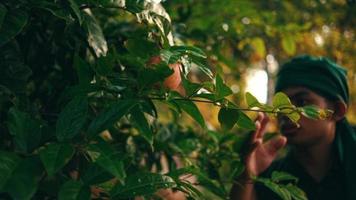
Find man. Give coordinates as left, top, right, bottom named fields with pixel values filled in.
left=230, top=55, right=356, bottom=200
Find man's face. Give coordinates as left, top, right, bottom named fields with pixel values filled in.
left=278, top=87, right=336, bottom=147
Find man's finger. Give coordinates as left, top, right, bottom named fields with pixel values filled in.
left=264, top=136, right=287, bottom=155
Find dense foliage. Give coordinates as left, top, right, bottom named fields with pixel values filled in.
left=0, top=0, right=350, bottom=200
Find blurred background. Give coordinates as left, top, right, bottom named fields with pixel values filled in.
left=160, top=0, right=356, bottom=128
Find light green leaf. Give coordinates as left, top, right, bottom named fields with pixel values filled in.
left=7, top=107, right=42, bottom=153
left=285, top=184, right=308, bottom=200
left=130, top=105, right=154, bottom=145
left=87, top=142, right=126, bottom=181
left=271, top=171, right=298, bottom=183
left=174, top=100, right=206, bottom=128
left=88, top=100, right=137, bottom=136
left=39, top=143, right=75, bottom=177
left=58, top=180, right=90, bottom=200
left=56, top=96, right=88, bottom=141
left=251, top=37, right=266, bottom=58
left=282, top=34, right=296, bottom=56
left=111, top=172, right=176, bottom=198
left=215, top=74, right=232, bottom=100
left=218, top=107, right=240, bottom=130
left=272, top=92, right=293, bottom=108
left=0, top=151, right=20, bottom=190
left=83, top=10, right=107, bottom=57
left=0, top=8, right=28, bottom=47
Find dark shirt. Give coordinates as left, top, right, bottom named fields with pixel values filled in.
left=255, top=151, right=347, bottom=200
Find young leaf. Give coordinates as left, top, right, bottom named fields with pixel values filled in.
left=88, top=100, right=137, bottom=136
left=0, top=8, right=28, bottom=47
left=39, top=143, right=75, bottom=177
left=7, top=107, right=42, bottom=153
left=271, top=171, right=298, bottom=183
left=130, top=105, right=154, bottom=146
left=58, top=180, right=91, bottom=200
left=273, top=92, right=293, bottom=109
left=56, top=96, right=88, bottom=142
left=215, top=74, right=232, bottom=100
left=218, top=107, right=240, bottom=130
left=111, top=172, right=176, bottom=198
left=87, top=142, right=126, bottom=181
left=173, top=99, right=206, bottom=128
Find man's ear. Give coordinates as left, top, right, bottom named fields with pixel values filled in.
left=332, top=101, right=347, bottom=121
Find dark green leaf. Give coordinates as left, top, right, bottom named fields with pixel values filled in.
left=126, top=0, right=145, bottom=13
left=215, top=74, right=232, bottom=100
left=130, top=105, right=154, bottom=145
left=236, top=111, right=256, bottom=131
left=173, top=99, right=206, bottom=128
left=88, top=100, right=137, bottom=136
left=39, top=143, right=75, bottom=177
left=169, top=46, right=207, bottom=59
left=73, top=54, right=92, bottom=85
left=81, top=163, right=114, bottom=185
left=56, top=96, right=88, bottom=141
left=68, top=0, right=82, bottom=25
left=0, top=151, right=20, bottom=190
left=256, top=178, right=291, bottom=200
left=218, top=107, right=240, bottom=130
left=138, top=64, right=173, bottom=88
left=111, top=172, right=176, bottom=198
left=181, top=78, right=202, bottom=97
left=0, top=8, right=28, bottom=47
left=0, top=4, right=7, bottom=29
left=83, top=11, right=107, bottom=57
left=3, top=157, right=43, bottom=200
left=7, top=107, right=42, bottom=153
left=125, top=38, right=158, bottom=60
left=58, top=180, right=91, bottom=200
left=87, top=142, right=126, bottom=181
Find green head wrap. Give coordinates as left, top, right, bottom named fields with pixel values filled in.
left=275, top=55, right=349, bottom=104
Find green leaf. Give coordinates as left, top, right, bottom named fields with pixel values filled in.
left=236, top=111, right=256, bottom=131
left=3, top=157, right=43, bottom=200
left=0, top=8, right=28, bottom=47
left=73, top=54, right=92, bottom=85
left=68, top=0, right=82, bottom=25
left=125, top=38, right=158, bottom=60
left=7, top=107, right=42, bottom=153
left=173, top=99, right=206, bottom=128
left=56, top=96, right=88, bottom=141
left=245, top=92, right=263, bottom=108
left=130, top=105, right=154, bottom=146
left=271, top=171, right=298, bottom=183
left=285, top=184, right=308, bottom=200
left=169, top=46, right=207, bottom=59
left=256, top=178, right=292, bottom=200
left=87, top=141, right=126, bottom=181
left=39, top=143, right=75, bottom=177
left=0, top=4, right=7, bottom=29
left=300, top=105, right=333, bottom=120
left=251, top=37, right=266, bottom=58
left=58, top=180, right=90, bottom=200
left=111, top=172, right=176, bottom=198
left=83, top=10, right=108, bottom=57
left=138, top=64, right=173, bottom=88
left=218, top=107, right=240, bottom=130
left=181, top=77, right=203, bottom=97
left=272, top=92, right=293, bottom=108
left=282, top=34, right=296, bottom=56
left=125, top=0, right=145, bottom=13
left=81, top=163, right=114, bottom=185
left=0, top=151, right=20, bottom=190
left=88, top=100, right=137, bottom=136
left=32, top=0, right=72, bottom=21
left=215, top=74, right=232, bottom=100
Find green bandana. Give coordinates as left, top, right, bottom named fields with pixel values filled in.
left=275, top=55, right=356, bottom=200
left=275, top=55, right=349, bottom=104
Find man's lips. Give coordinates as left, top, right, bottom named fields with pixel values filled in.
left=280, top=123, right=300, bottom=136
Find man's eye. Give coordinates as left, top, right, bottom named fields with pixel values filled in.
left=294, top=99, right=308, bottom=106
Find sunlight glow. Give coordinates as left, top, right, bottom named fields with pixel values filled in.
left=245, top=69, right=268, bottom=103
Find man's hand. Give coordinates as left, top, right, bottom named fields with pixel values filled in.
left=244, top=113, right=287, bottom=178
